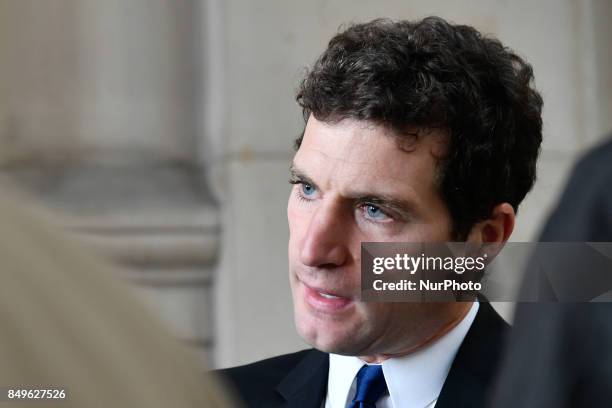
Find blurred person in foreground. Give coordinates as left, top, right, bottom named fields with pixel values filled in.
left=0, top=188, right=236, bottom=408
left=490, top=138, right=612, bottom=407
left=220, top=17, right=543, bottom=407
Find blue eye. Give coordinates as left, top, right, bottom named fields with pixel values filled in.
left=298, top=183, right=317, bottom=201
left=301, top=183, right=316, bottom=197
left=364, top=204, right=390, bottom=221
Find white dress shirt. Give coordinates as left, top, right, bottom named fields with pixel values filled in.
left=324, top=301, right=479, bottom=408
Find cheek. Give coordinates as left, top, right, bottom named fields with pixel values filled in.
left=394, top=216, right=453, bottom=242
left=287, top=196, right=301, bottom=232
left=367, top=303, right=394, bottom=325
left=287, top=189, right=319, bottom=231
left=287, top=196, right=309, bottom=259
left=423, top=217, right=453, bottom=241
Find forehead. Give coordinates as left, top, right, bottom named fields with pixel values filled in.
left=294, top=117, right=444, bottom=201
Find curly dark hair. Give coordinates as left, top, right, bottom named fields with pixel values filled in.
left=295, top=17, right=543, bottom=239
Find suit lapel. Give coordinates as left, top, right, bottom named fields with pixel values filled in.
left=435, top=302, right=509, bottom=408
left=275, top=349, right=329, bottom=408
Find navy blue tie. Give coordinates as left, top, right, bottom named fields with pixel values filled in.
left=349, top=365, right=388, bottom=408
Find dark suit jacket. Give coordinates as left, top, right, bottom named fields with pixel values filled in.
left=219, top=302, right=508, bottom=408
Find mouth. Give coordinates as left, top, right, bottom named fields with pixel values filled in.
left=299, top=280, right=354, bottom=312
left=318, top=292, right=343, bottom=299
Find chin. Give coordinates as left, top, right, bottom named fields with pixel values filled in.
left=294, top=309, right=367, bottom=355
left=298, top=328, right=355, bottom=354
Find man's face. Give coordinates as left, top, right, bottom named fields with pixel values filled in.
left=287, top=116, right=469, bottom=360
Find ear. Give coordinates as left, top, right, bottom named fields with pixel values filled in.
left=467, top=203, right=515, bottom=244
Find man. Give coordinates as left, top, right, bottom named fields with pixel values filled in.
left=221, top=16, right=542, bottom=407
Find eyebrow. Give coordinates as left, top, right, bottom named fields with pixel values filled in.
left=289, top=164, right=417, bottom=220
left=288, top=165, right=318, bottom=190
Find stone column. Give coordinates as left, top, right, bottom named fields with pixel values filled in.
left=0, top=0, right=201, bottom=163
left=0, top=0, right=217, bottom=365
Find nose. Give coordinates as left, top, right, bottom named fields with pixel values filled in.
left=299, top=201, right=350, bottom=268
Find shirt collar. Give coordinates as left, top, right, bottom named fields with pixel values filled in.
left=327, top=301, right=479, bottom=407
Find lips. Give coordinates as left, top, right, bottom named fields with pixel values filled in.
left=300, top=280, right=354, bottom=312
